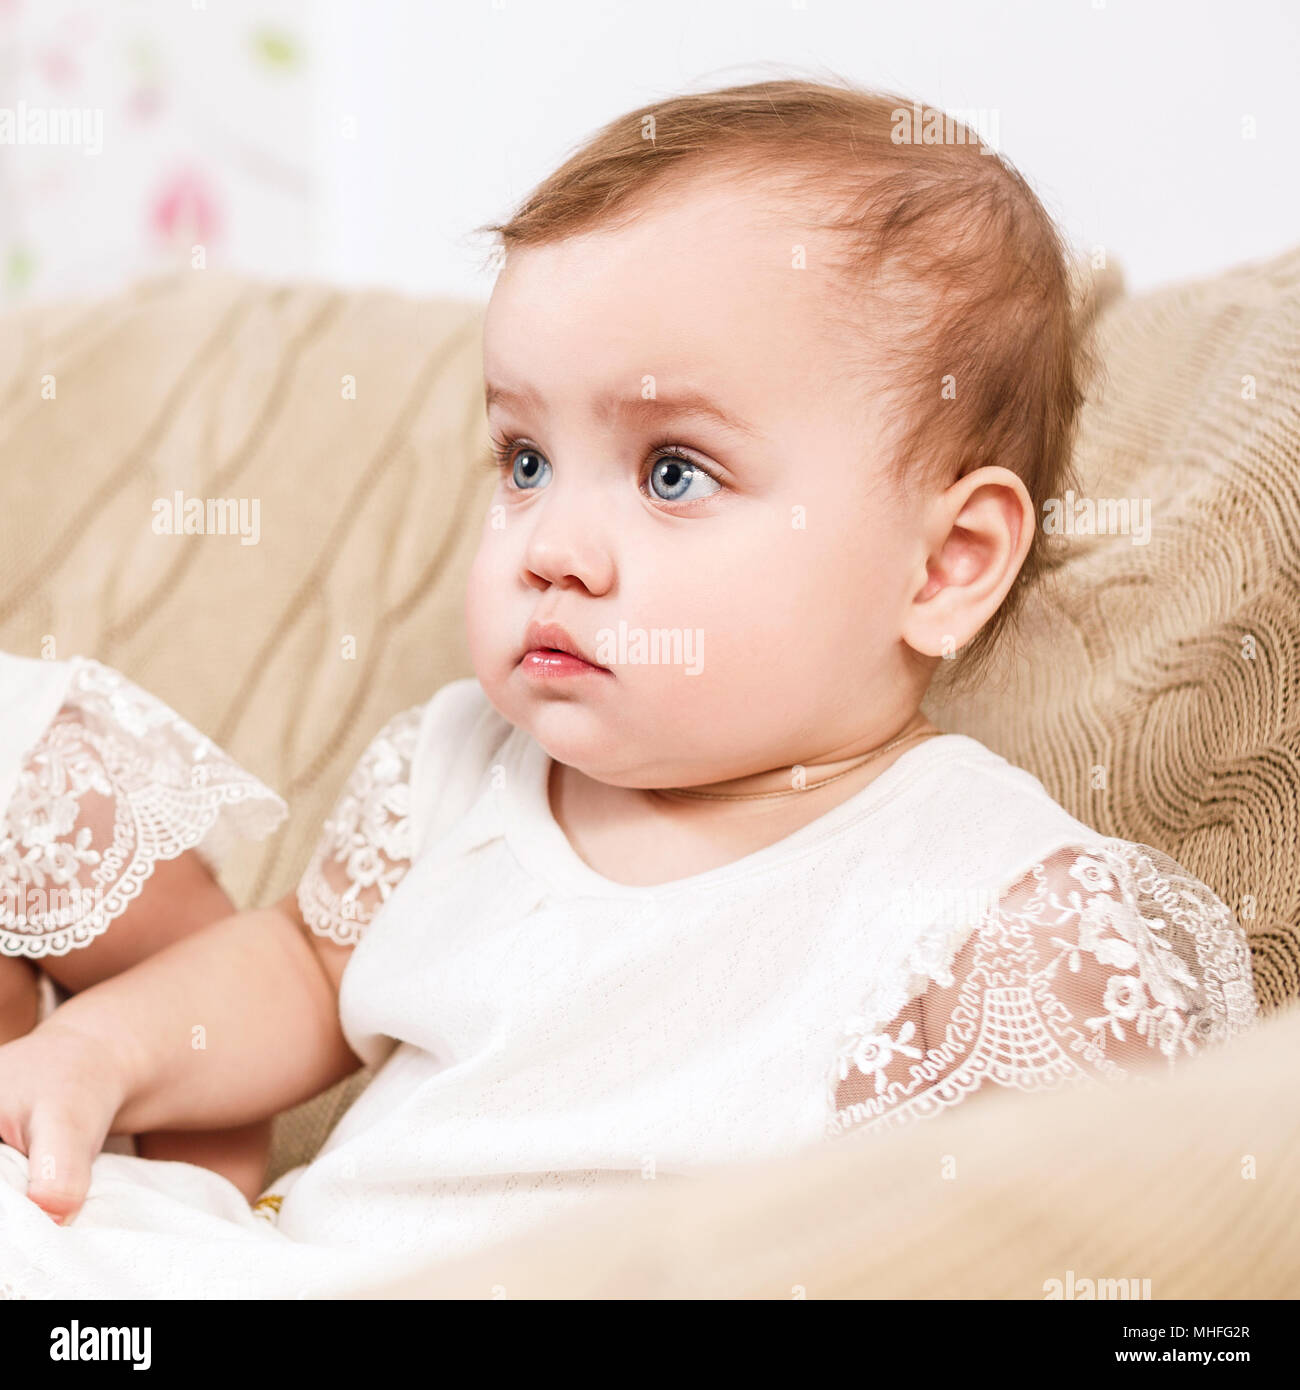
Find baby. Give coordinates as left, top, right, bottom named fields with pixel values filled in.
left=0, top=77, right=1256, bottom=1292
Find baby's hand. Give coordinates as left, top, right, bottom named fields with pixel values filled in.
left=0, top=1015, right=132, bottom=1225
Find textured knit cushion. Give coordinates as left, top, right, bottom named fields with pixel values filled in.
left=926, top=244, right=1300, bottom=1015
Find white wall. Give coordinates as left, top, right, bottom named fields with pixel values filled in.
left=4, top=0, right=1297, bottom=308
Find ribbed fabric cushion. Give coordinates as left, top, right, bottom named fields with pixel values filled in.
left=926, top=245, right=1300, bottom=1015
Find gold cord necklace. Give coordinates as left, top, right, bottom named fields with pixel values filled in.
left=657, top=725, right=943, bottom=802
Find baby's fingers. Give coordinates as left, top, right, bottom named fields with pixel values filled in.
left=25, top=1110, right=97, bottom=1226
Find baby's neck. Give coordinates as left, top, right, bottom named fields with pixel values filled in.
left=546, top=713, right=944, bottom=888
left=653, top=710, right=942, bottom=805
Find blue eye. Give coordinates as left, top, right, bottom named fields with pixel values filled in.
left=487, top=433, right=723, bottom=505
left=488, top=439, right=551, bottom=490
left=510, top=447, right=551, bottom=491
left=647, top=452, right=721, bottom=503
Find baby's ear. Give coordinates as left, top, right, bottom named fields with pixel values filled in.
left=900, top=465, right=1034, bottom=660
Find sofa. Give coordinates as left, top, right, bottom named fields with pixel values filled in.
left=1, top=243, right=1297, bottom=1296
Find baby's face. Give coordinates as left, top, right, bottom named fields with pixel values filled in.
left=466, top=174, right=936, bottom=786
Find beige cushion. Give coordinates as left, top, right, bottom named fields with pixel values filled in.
left=927, top=244, right=1300, bottom=1015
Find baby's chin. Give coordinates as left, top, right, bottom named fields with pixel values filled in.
left=489, top=682, right=683, bottom=787
left=480, top=655, right=762, bottom=787
left=506, top=693, right=636, bottom=777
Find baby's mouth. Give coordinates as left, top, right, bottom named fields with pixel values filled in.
left=519, top=647, right=612, bottom=679
left=518, top=619, right=611, bottom=675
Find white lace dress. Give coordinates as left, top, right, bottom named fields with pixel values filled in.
left=0, top=675, right=1259, bottom=1300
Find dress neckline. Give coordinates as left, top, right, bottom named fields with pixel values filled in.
left=497, top=723, right=987, bottom=900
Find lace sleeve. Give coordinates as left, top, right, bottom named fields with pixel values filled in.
left=295, top=704, right=423, bottom=948
left=0, top=658, right=287, bottom=959
left=827, top=838, right=1259, bottom=1140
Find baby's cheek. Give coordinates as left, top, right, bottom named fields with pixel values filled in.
left=462, top=560, right=506, bottom=676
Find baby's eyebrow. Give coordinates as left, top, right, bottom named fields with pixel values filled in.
left=485, top=381, right=762, bottom=440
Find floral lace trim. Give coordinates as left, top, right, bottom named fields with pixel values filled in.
left=826, top=838, right=1258, bottom=1139
left=295, top=703, right=423, bottom=947
left=0, top=658, right=287, bottom=958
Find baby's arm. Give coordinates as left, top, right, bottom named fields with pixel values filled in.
left=0, top=885, right=360, bottom=1224
left=96, top=885, right=359, bottom=1132
left=0, top=846, right=232, bottom=1040
left=0, top=846, right=278, bottom=1201
left=36, top=848, right=237, bottom=994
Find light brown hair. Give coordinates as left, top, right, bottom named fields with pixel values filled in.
left=474, top=74, right=1098, bottom=692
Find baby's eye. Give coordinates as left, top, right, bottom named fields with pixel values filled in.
left=507, top=447, right=551, bottom=492
left=490, top=436, right=723, bottom=505
left=646, top=452, right=722, bottom=504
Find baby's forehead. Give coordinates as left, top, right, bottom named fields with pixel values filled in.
left=482, top=170, right=903, bottom=434
left=492, top=173, right=847, bottom=301
left=490, top=234, right=863, bottom=381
